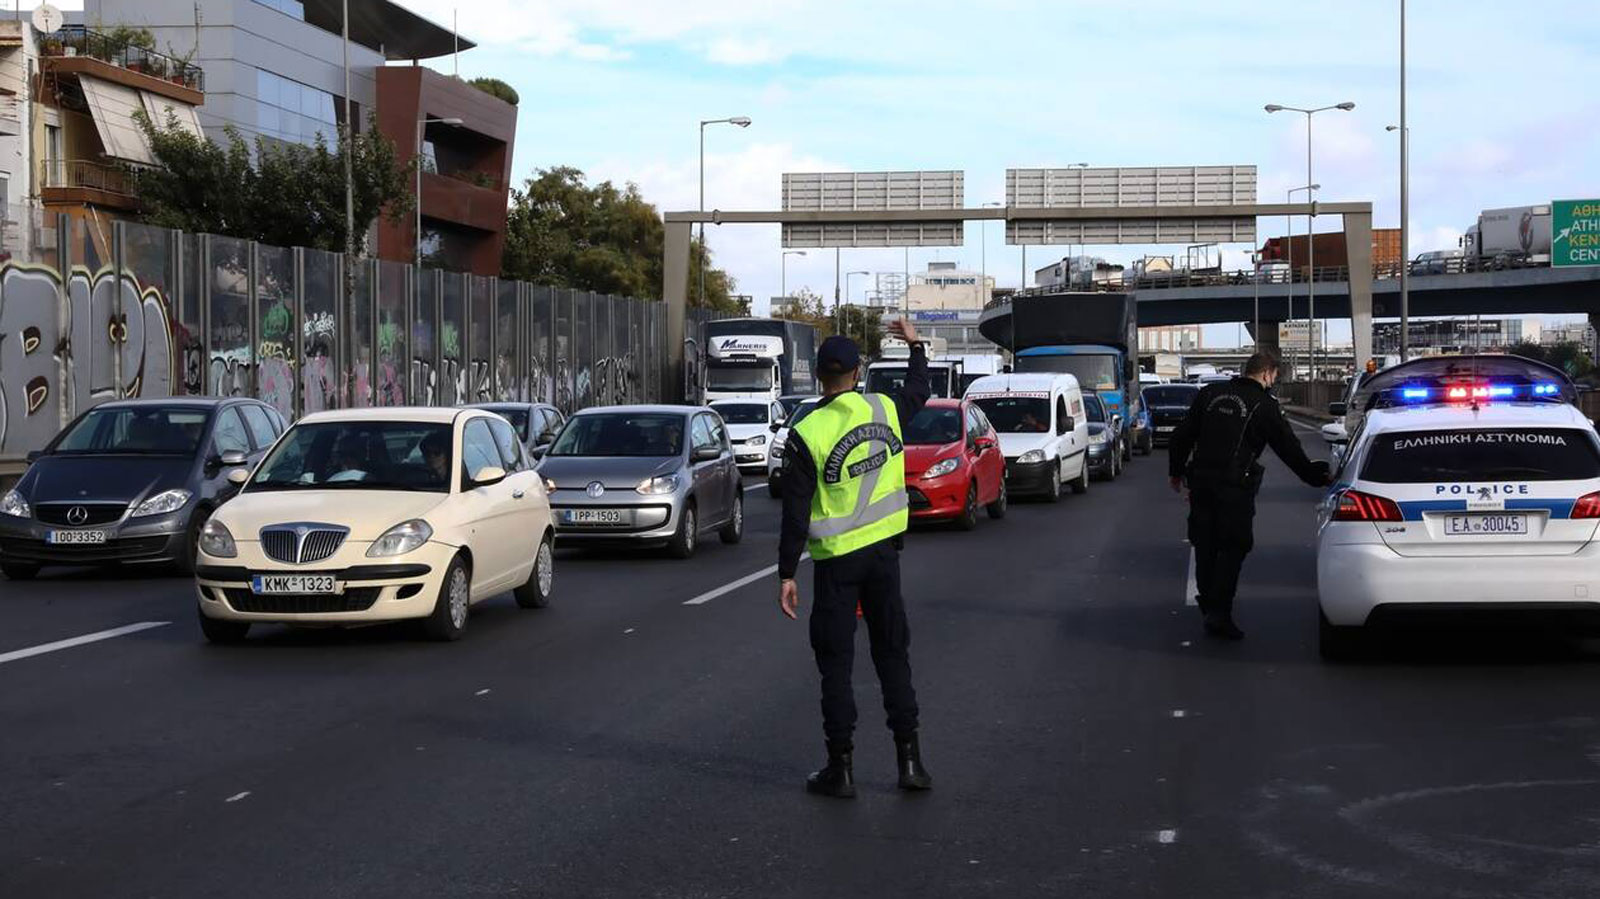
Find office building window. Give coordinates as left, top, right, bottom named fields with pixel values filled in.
left=252, top=0, right=305, bottom=20
left=255, top=68, right=337, bottom=146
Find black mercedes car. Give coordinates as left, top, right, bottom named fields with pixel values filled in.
left=0, top=397, right=285, bottom=579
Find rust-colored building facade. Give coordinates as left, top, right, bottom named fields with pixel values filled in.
left=375, top=67, right=516, bottom=277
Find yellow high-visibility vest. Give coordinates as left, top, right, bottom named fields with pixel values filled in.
left=792, top=391, right=909, bottom=559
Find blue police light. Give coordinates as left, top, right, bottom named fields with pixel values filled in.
left=1488, top=385, right=1515, bottom=398
left=1401, top=387, right=1430, bottom=401
left=1533, top=382, right=1560, bottom=396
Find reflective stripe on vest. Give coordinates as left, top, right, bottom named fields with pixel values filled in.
left=793, top=392, right=909, bottom=559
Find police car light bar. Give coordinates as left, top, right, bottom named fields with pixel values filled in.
left=1393, top=381, right=1564, bottom=404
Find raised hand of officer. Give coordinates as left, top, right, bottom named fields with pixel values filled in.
left=778, top=577, right=800, bottom=620
left=885, top=317, right=920, bottom=346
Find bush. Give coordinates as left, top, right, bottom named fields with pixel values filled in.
left=469, top=77, right=519, bottom=106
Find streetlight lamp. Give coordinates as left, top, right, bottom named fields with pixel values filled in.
left=1266, top=101, right=1355, bottom=380
left=1288, top=183, right=1321, bottom=380
left=698, top=116, right=752, bottom=307
left=1389, top=121, right=1411, bottom=362
left=781, top=250, right=806, bottom=311
left=415, top=116, right=463, bottom=268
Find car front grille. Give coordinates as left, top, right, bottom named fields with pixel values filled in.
left=259, top=525, right=349, bottom=564
left=224, top=587, right=380, bottom=614
left=35, top=503, right=127, bottom=526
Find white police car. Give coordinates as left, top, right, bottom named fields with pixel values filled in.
left=1316, top=357, right=1600, bottom=659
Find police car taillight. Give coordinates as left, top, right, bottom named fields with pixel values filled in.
left=1572, top=491, right=1600, bottom=519
left=1331, top=489, right=1403, bottom=522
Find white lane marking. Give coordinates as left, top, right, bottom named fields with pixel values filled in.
left=225, top=791, right=251, bottom=803
left=1185, top=547, right=1198, bottom=606
left=475, top=689, right=491, bottom=696
left=684, top=553, right=810, bottom=606
left=623, top=628, right=635, bottom=635
left=1158, top=829, right=1178, bottom=844
left=0, top=621, right=169, bottom=666
left=1171, top=710, right=1187, bottom=719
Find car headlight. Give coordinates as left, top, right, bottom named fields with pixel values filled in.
left=921, top=457, right=960, bottom=479
left=544, top=477, right=558, bottom=494
left=130, top=488, right=192, bottom=518
left=746, top=434, right=767, bottom=446
left=198, top=519, right=237, bottom=558
left=636, top=474, right=680, bottom=495
left=368, top=519, right=433, bottom=557
left=1016, top=449, right=1046, bottom=464
left=1089, top=431, right=1108, bottom=446
left=0, top=489, right=30, bottom=518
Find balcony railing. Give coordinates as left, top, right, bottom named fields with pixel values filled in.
left=40, top=25, right=205, bottom=93
left=43, top=159, right=135, bottom=198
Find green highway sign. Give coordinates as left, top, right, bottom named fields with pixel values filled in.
left=1552, top=199, right=1600, bottom=267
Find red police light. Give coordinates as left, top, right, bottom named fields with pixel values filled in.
left=1572, top=491, right=1600, bottom=519
left=1331, top=489, right=1403, bottom=522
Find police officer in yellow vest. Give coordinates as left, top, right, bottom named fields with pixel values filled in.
left=778, top=318, right=932, bottom=798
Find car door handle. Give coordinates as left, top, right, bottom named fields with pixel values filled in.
left=512, top=489, right=526, bottom=499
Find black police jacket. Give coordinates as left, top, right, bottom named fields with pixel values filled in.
left=1167, top=376, right=1328, bottom=493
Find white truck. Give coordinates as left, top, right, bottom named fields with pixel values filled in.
left=1462, top=204, right=1552, bottom=268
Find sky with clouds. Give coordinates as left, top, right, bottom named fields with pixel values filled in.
left=82, top=1, right=1600, bottom=341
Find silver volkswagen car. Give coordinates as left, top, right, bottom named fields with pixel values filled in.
left=535, top=405, right=743, bottom=558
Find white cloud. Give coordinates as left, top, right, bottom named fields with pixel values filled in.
left=705, top=36, right=787, bottom=66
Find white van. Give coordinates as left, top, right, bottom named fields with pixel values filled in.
left=963, top=373, right=1091, bottom=502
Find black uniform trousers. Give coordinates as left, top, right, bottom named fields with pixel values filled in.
left=809, top=539, right=919, bottom=747
left=1187, top=484, right=1257, bottom=619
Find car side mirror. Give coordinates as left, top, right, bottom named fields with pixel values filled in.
left=1058, top=416, right=1074, bottom=435
left=1327, top=401, right=1347, bottom=417
left=975, top=436, right=996, bottom=452
left=471, top=465, right=507, bottom=487
left=219, top=450, right=249, bottom=466
left=692, top=445, right=721, bottom=462
left=226, top=468, right=251, bottom=486
left=1321, top=423, right=1349, bottom=445
left=529, top=444, right=549, bottom=460
left=769, top=421, right=782, bottom=432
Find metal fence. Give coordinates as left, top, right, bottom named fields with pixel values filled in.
left=0, top=209, right=714, bottom=460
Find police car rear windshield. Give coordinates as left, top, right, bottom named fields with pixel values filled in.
left=1360, top=428, right=1600, bottom=483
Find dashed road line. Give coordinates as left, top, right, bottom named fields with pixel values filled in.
left=1184, top=546, right=1198, bottom=606
left=0, top=621, right=170, bottom=667
left=1157, top=829, right=1178, bottom=844
left=684, top=553, right=810, bottom=606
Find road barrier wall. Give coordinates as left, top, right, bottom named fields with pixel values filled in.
left=0, top=210, right=716, bottom=463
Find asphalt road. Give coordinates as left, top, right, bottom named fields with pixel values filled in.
left=7, top=427, right=1600, bottom=898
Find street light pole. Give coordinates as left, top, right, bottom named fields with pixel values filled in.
left=1399, top=0, right=1410, bottom=361
left=845, top=270, right=868, bottom=339
left=1288, top=183, right=1321, bottom=380
left=697, top=116, right=751, bottom=308
left=980, top=201, right=1002, bottom=293
left=781, top=250, right=805, bottom=310
left=1266, top=101, right=1355, bottom=379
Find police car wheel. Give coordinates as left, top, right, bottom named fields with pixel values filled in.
left=720, top=493, right=744, bottom=544
left=1318, top=611, right=1366, bottom=662
left=668, top=503, right=698, bottom=559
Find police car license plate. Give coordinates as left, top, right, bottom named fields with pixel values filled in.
left=46, top=530, right=107, bottom=544
left=1443, top=513, right=1528, bottom=536
left=564, top=509, right=623, bottom=525
left=252, top=574, right=340, bottom=595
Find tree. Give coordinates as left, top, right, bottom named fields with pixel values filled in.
left=773, top=287, right=883, bottom=356
left=501, top=166, right=741, bottom=312
left=469, top=77, right=519, bottom=106
left=131, top=111, right=413, bottom=254
left=1509, top=340, right=1596, bottom=381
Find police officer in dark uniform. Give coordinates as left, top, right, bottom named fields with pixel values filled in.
left=1167, top=350, right=1331, bottom=640
left=777, top=318, right=932, bottom=798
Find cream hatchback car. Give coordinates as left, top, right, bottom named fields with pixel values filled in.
left=194, top=407, right=554, bottom=643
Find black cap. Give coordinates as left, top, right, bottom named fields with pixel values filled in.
left=816, top=335, right=861, bottom=375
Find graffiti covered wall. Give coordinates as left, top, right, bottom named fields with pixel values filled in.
left=0, top=263, right=172, bottom=454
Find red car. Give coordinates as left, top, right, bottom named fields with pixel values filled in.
left=903, top=398, right=1007, bottom=529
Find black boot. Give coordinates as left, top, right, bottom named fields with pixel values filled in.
left=805, top=742, right=856, bottom=799
left=895, top=733, right=933, bottom=791
left=1203, top=613, right=1245, bottom=641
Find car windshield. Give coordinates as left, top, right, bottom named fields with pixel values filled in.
left=53, top=406, right=210, bottom=455
left=1144, top=386, right=1198, bottom=406
left=249, top=421, right=453, bottom=492
left=1361, top=428, right=1600, bottom=483
left=713, top=403, right=769, bottom=425
left=972, top=397, right=1051, bottom=433
left=549, top=413, right=685, bottom=457
left=866, top=366, right=956, bottom=398
left=779, top=396, right=808, bottom=415
left=904, top=408, right=962, bottom=445
left=707, top=365, right=773, bottom=392
left=1016, top=354, right=1119, bottom=391
left=482, top=406, right=529, bottom=433
left=1083, top=394, right=1106, bottom=423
